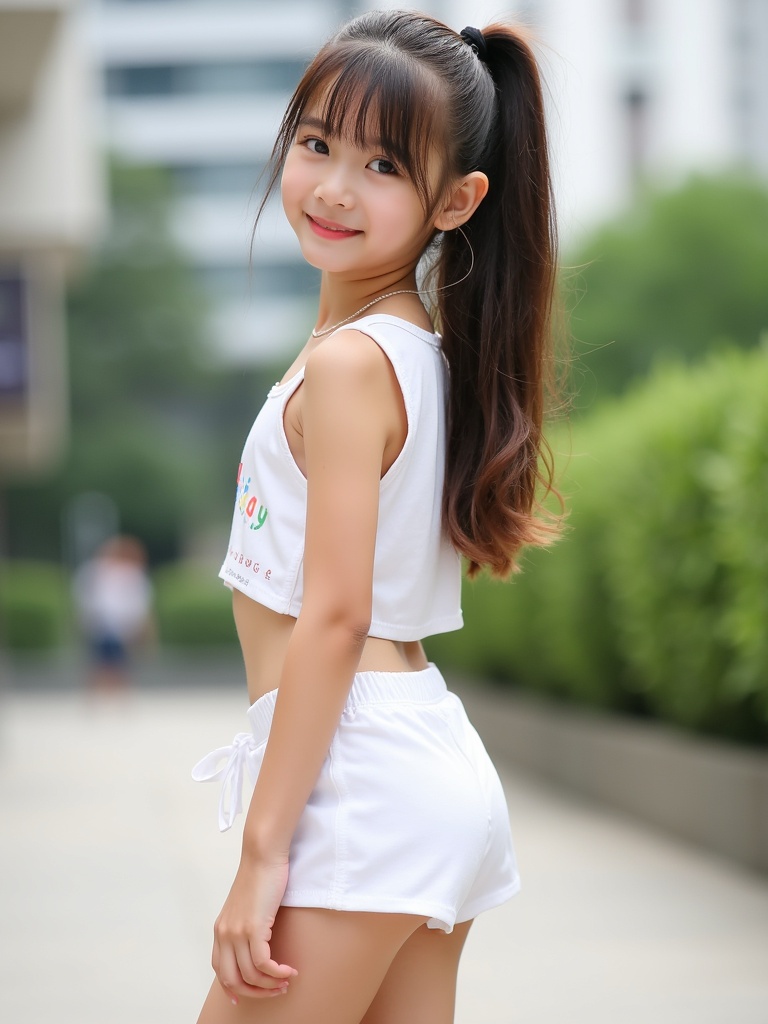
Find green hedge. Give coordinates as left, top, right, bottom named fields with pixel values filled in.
left=428, top=343, right=768, bottom=743
left=153, top=564, right=237, bottom=648
left=0, top=561, right=71, bottom=651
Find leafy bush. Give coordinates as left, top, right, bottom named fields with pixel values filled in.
left=567, top=175, right=768, bottom=398
left=599, top=355, right=745, bottom=732
left=707, top=353, right=768, bottom=722
left=429, top=344, right=768, bottom=743
left=153, top=564, right=237, bottom=648
left=0, top=561, right=71, bottom=651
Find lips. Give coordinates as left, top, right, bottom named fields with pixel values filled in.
left=306, top=214, right=362, bottom=240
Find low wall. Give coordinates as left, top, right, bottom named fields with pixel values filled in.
left=455, top=681, right=768, bottom=874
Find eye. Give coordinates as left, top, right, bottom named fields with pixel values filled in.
left=368, top=157, right=397, bottom=175
left=304, top=137, right=329, bottom=156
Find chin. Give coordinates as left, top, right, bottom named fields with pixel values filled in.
left=297, top=244, right=358, bottom=275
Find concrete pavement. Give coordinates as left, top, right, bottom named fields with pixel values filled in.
left=1, top=674, right=767, bottom=1023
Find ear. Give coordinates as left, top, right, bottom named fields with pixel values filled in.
left=433, top=171, right=489, bottom=231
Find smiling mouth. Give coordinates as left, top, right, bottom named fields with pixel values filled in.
left=306, top=214, right=362, bottom=237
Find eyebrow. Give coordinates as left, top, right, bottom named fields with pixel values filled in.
left=297, top=115, right=386, bottom=151
left=297, top=116, right=328, bottom=133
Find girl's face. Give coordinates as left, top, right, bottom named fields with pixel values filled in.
left=281, top=106, right=437, bottom=281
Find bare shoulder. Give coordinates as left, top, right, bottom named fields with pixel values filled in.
left=304, top=329, right=392, bottom=394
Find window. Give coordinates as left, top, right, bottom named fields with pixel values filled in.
left=0, top=273, right=27, bottom=399
left=624, top=87, right=649, bottom=190
left=170, top=161, right=265, bottom=197
left=106, top=58, right=307, bottom=98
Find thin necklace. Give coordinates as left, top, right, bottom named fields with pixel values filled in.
left=311, top=289, right=420, bottom=338
left=310, top=225, right=476, bottom=339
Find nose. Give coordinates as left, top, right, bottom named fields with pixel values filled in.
left=313, top=165, right=354, bottom=208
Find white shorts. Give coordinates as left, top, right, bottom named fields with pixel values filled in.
left=192, top=664, right=520, bottom=932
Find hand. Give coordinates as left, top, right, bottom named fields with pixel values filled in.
left=212, top=855, right=298, bottom=1004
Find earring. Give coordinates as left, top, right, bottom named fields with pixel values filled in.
left=417, top=223, right=476, bottom=299
left=430, top=224, right=474, bottom=293
left=452, top=225, right=475, bottom=279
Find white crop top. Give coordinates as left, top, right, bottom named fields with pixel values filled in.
left=218, top=313, right=463, bottom=641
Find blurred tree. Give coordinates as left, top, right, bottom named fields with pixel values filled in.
left=68, top=161, right=211, bottom=420
left=5, top=160, right=274, bottom=565
left=567, top=174, right=768, bottom=404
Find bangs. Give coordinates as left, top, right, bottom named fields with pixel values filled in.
left=272, top=42, right=446, bottom=214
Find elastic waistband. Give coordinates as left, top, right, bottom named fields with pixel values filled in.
left=246, top=662, right=447, bottom=742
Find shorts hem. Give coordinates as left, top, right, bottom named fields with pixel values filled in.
left=281, top=890, right=457, bottom=931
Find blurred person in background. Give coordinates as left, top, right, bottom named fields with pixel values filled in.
left=72, top=534, right=154, bottom=691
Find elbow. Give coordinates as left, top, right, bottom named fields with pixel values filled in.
left=343, top=619, right=372, bottom=656
left=333, top=608, right=372, bottom=651
left=350, top=617, right=372, bottom=649
left=301, top=597, right=371, bottom=652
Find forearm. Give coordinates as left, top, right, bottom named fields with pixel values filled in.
left=240, top=609, right=368, bottom=862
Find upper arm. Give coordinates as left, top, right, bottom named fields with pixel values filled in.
left=300, top=330, right=401, bottom=629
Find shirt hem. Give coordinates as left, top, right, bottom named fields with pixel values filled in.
left=219, top=566, right=463, bottom=640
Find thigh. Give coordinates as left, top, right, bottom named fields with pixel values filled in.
left=360, top=920, right=473, bottom=1024
left=197, top=907, right=428, bottom=1024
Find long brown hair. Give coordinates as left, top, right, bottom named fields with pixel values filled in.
left=256, top=11, right=562, bottom=578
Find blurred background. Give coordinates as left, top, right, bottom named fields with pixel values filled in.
left=1, top=0, right=767, bottom=742
left=1, top=2, right=768, bottom=1022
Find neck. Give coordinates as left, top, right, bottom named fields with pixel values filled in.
left=314, top=269, right=420, bottom=335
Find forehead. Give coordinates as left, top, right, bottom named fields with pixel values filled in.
left=297, top=76, right=400, bottom=151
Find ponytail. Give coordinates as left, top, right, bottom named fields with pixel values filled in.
left=439, top=26, right=562, bottom=577
left=255, top=13, right=563, bottom=577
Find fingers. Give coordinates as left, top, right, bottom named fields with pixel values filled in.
left=213, top=938, right=298, bottom=1002
left=248, top=938, right=298, bottom=982
left=237, top=941, right=295, bottom=989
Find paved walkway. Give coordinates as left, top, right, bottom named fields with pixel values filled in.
left=1, top=670, right=767, bottom=1023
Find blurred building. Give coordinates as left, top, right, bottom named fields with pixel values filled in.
left=537, top=0, right=768, bottom=241
left=0, top=0, right=105, bottom=475
left=88, top=0, right=364, bottom=365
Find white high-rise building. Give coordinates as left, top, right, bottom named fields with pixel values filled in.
left=535, top=0, right=768, bottom=242
left=89, top=0, right=366, bottom=364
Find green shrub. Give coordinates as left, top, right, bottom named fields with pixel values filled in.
left=428, top=344, right=768, bottom=743
left=599, top=356, right=744, bottom=732
left=428, top=571, right=531, bottom=681
left=153, top=564, right=237, bottom=648
left=0, top=561, right=71, bottom=651
left=710, top=349, right=768, bottom=722
left=566, top=174, right=768, bottom=397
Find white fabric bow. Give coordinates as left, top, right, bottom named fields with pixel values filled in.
left=191, top=732, right=262, bottom=832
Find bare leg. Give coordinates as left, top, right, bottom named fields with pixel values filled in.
left=196, top=908, right=428, bottom=1024
left=361, top=920, right=473, bottom=1024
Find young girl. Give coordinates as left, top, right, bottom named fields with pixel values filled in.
left=192, top=10, right=558, bottom=1022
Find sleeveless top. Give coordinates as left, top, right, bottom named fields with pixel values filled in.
left=218, top=313, right=463, bottom=641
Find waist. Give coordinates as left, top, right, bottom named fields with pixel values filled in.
left=232, top=589, right=430, bottom=703
left=247, top=662, right=448, bottom=742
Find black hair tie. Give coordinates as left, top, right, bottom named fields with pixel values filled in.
left=460, top=26, right=488, bottom=63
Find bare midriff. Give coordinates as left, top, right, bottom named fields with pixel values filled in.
left=232, top=587, right=430, bottom=705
